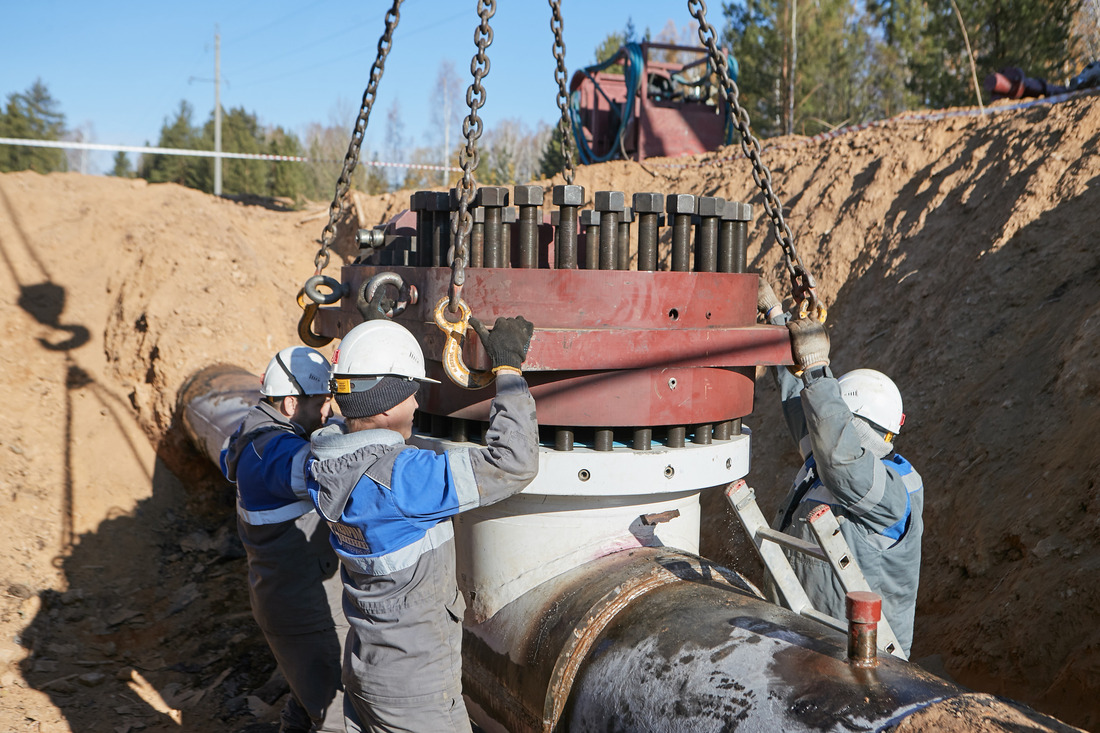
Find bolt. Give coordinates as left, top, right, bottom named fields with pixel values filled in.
left=632, top=192, right=665, bottom=213
left=513, top=184, right=544, bottom=206
left=553, top=184, right=585, bottom=206
left=476, top=186, right=509, bottom=207
left=666, top=193, right=696, bottom=215
left=696, top=195, right=726, bottom=217
left=594, top=190, right=625, bottom=212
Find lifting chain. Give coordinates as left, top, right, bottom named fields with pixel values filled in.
left=304, top=0, right=402, bottom=301
left=548, top=0, right=576, bottom=185
left=687, top=0, right=824, bottom=321
left=448, top=0, right=496, bottom=314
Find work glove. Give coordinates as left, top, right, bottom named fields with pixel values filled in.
left=470, top=316, right=534, bottom=371
left=787, top=317, right=830, bottom=374
left=364, top=289, right=395, bottom=321
left=757, top=277, right=783, bottom=321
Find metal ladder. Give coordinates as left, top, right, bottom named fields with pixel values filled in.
left=725, top=480, right=907, bottom=659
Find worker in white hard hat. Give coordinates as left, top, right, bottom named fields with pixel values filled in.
left=758, top=280, right=924, bottom=657
left=220, top=346, right=353, bottom=733
left=306, top=314, right=538, bottom=733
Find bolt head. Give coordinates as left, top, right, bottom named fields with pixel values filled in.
left=594, top=190, right=625, bottom=212
left=476, top=186, right=509, bottom=207
left=426, top=191, right=451, bottom=211
left=410, top=191, right=427, bottom=210
left=552, top=184, right=585, bottom=206
left=632, top=192, right=665, bottom=213
left=580, top=209, right=601, bottom=225
left=696, top=196, right=726, bottom=217
left=513, top=185, right=544, bottom=206
left=618, top=206, right=633, bottom=223
left=722, top=200, right=753, bottom=221
left=666, top=193, right=696, bottom=215
left=501, top=207, right=517, bottom=223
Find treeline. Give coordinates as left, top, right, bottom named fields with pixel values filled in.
left=722, top=0, right=1089, bottom=137
left=2, top=0, right=1094, bottom=197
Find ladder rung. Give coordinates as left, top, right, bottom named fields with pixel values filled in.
left=755, top=527, right=827, bottom=561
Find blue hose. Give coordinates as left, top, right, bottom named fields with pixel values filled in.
left=569, top=42, right=644, bottom=164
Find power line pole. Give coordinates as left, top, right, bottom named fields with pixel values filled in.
left=214, top=27, right=222, bottom=196
left=788, top=0, right=796, bottom=136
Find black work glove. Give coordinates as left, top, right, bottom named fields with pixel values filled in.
left=787, top=317, right=830, bottom=374
left=364, top=289, right=395, bottom=321
left=469, top=316, right=534, bottom=371
left=757, top=277, right=782, bottom=320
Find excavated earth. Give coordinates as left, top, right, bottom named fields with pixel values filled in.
left=0, top=93, right=1098, bottom=732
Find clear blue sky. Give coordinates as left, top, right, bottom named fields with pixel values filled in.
left=2, top=0, right=711, bottom=175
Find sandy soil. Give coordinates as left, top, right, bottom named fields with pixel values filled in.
left=0, top=92, right=1097, bottom=731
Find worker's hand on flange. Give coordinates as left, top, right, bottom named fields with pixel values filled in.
left=787, top=317, right=830, bottom=374
left=364, top=290, right=396, bottom=321
left=470, top=316, right=534, bottom=373
left=757, top=278, right=783, bottom=321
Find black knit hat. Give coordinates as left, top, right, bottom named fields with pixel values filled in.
left=335, top=377, right=420, bottom=419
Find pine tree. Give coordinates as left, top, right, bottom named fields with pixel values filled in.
left=266, top=126, right=307, bottom=201
left=110, top=151, right=133, bottom=178
left=139, top=101, right=201, bottom=186
left=0, top=79, right=67, bottom=173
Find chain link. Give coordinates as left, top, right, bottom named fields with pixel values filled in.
left=687, top=0, right=820, bottom=312
left=307, top=0, right=402, bottom=290
left=448, top=0, right=496, bottom=312
left=549, top=0, right=576, bottom=185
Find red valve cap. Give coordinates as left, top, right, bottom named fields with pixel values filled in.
left=846, top=591, right=882, bottom=624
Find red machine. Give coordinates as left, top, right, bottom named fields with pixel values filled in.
left=569, top=42, right=737, bottom=162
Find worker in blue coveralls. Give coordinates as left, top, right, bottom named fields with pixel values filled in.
left=221, top=346, right=353, bottom=732
left=758, top=279, right=924, bottom=657
left=307, top=315, right=538, bottom=733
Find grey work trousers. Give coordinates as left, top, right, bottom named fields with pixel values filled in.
left=344, top=690, right=472, bottom=733
left=264, top=626, right=350, bottom=732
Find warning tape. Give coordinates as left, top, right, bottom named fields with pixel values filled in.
left=648, top=86, right=1100, bottom=170
left=0, top=137, right=461, bottom=171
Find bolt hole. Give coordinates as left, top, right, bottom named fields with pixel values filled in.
left=726, top=458, right=732, bottom=469
left=578, top=469, right=591, bottom=482
left=664, top=465, right=675, bottom=479
left=668, top=378, right=678, bottom=390
left=668, top=308, right=679, bottom=320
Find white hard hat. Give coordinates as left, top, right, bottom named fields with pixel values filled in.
left=261, top=347, right=331, bottom=397
left=330, top=320, right=440, bottom=395
left=837, top=369, right=905, bottom=434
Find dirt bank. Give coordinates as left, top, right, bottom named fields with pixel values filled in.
left=0, top=92, right=1097, bottom=731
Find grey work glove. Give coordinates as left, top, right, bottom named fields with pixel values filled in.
left=470, top=316, right=534, bottom=371
left=787, top=317, right=830, bottom=373
left=364, top=289, right=395, bottom=321
left=757, top=277, right=783, bottom=320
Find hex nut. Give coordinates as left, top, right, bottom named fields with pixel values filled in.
left=696, top=196, right=726, bottom=217
left=513, top=185, right=544, bottom=206
left=476, top=186, right=510, bottom=207
left=632, top=192, right=665, bottom=213
left=723, top=200, right=753, bottom=221
left=552, top=184, right=585, bottom=206
left=666, top=193, right=696, bottom=215
left=594, top=190, right=626, bottom=212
